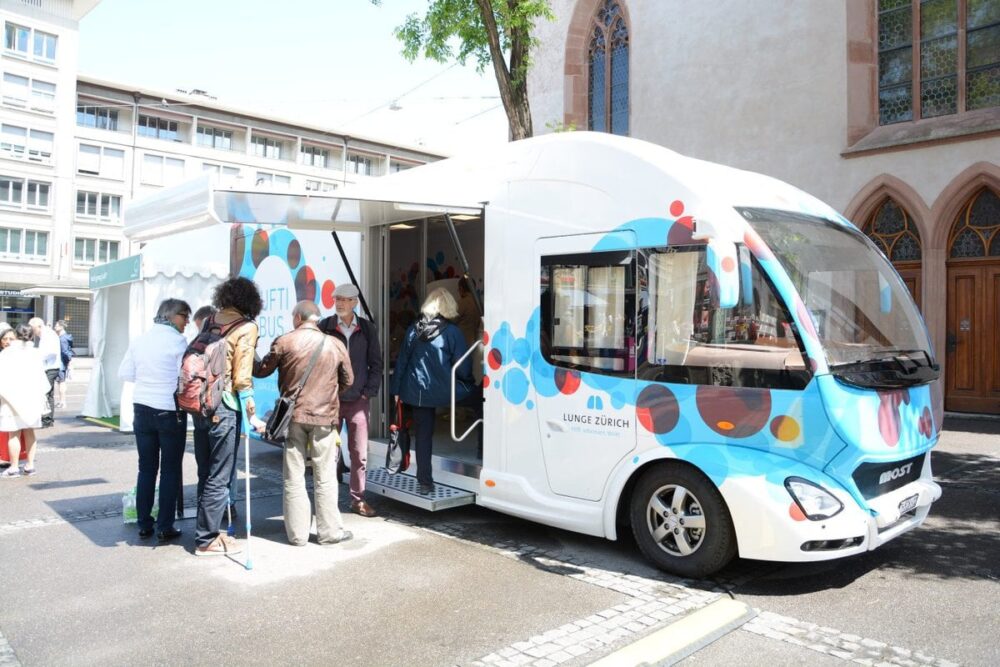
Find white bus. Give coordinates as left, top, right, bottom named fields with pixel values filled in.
left=126, top=132, right=943, bottom=577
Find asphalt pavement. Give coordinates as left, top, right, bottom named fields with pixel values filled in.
left=1, top=361, right=996, bottom=666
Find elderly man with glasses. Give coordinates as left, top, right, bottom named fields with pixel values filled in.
left=319, top=284, right=383, bottom=517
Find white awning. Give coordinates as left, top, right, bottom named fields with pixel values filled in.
left=125, top=167, right=486, bottom=243
left=21, top=285, right=92, bottom=299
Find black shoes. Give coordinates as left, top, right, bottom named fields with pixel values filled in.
left=417, top=482, right=434, bottom=495
left=138, top=527, right=154, bottom=539
left=157, top=528, right=182, bottom=542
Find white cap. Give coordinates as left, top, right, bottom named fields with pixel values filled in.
left=333, top=284, right=360, bottom=298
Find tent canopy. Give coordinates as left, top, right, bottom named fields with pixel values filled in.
left=124, top=170, right=485, bottom=243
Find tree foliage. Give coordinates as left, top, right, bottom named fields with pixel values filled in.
left=373, top=0, right=553, bottom=140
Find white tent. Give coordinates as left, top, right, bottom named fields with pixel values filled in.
left=82, top=223, right=229, bottom=432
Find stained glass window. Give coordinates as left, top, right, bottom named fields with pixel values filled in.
left=949, top=189, right=1000, bottom=258
left=863, top=199, right=923, bottom=262
left=588, top=1, right=629, bottom=136
left=877, top=1, right=1000, bottom=124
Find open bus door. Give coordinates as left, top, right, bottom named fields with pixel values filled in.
left=284, top=193, right=486, bottom=511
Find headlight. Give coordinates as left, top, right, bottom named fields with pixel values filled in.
left=785, top=476, right=844, bottom=520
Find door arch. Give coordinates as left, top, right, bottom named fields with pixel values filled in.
left=861, top=198, right=923, bottom=310
left=945, top=188, right=1000, bottom=414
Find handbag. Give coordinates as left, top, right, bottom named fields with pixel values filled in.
left=385, top=398, right=411, bottom=474
left=264, top=337, right=325, bottom=443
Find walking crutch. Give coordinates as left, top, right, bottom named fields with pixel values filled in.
left=243, top=429, right=252, bottom=571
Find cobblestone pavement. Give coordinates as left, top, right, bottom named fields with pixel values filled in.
left=0, top=364, right=996, bottom=665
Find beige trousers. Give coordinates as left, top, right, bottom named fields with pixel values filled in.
left=283, top=421, right=344, bottom=545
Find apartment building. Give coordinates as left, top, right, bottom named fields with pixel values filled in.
left=0, top=0, right=442, bottom=351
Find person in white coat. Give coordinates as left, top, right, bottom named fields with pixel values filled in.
left=0, top=324, right=49, bottom=478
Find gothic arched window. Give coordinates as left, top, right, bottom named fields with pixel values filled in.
left=862, top=198, right=923, bottom=262
left=949, top=188, right=1000, bottom=258
left=588, top=0, right=629, bottom=135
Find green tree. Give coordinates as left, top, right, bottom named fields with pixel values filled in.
left=375, top=0, right=553, bottom=140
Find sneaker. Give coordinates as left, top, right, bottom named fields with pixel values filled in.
left=21, top=467, right=36, bottom=477
left=0, top=468, right=21, bottom=479
left=195, top=534, right=242, bottom=557
left=0, top=460, right=10, bottom=470
left=321, top=530, right=353, bottom=546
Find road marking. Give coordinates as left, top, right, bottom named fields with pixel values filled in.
left=588, top=598, right=755, bottom=667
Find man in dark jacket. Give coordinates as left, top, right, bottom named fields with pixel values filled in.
left=318, top=284, right=383, bottom=517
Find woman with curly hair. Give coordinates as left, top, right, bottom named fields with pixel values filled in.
left=192, top=276, right=261, bottom=556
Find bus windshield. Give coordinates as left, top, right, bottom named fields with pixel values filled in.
left=741, top=208, right=936, bottom=383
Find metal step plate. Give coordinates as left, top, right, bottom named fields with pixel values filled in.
left=365, top=468, right=476, bottom=511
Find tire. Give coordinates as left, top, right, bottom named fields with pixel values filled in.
left=629, top=463, right=737, bottom=578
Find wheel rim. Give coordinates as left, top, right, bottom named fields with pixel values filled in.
left=645, top=483, right=707, bottom=557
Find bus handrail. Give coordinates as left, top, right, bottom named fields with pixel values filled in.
left=451, top=340, right=483, bottom=442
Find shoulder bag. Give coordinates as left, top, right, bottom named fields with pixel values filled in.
left=264, top=335, right=325, bottom=443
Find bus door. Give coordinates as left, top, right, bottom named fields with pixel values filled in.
left=535, top=233, right=638, bottom=501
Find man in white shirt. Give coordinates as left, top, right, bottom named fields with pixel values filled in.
left=30, top=317, right=62, bottom=428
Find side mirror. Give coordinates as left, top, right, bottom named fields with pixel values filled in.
left=707, top=239, right=740, bottom=309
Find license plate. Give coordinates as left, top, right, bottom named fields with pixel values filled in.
left=898, top=494, right=919, bottom=514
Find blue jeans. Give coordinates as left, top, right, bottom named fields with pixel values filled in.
left=192, top=403, right=240, bottom=547
left=133, top=403, right=187, bottom=533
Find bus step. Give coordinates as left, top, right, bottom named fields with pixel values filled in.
left=365, top=468, right=475, bottom=511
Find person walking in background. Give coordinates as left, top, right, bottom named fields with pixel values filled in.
left=118, top=300, right=191, bottom=541
left=255, top=301, right=354, bottom=546
left=318, top=284, right=382, bottom=518
left=54, top=321, right=74, bottom=410
left=0, top=326, right=15, bottom=351
left=192, top=277, right=260, bottom=557
left=0, top=325, right=49, bottom=478
left=390, top=288, right=478, bottom=494
left=29, top=318, right=61, bottom=428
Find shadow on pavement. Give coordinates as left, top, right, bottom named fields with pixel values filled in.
left=28, top=477, right=107, bottom=491
left=941, top=415, right=1000, bottom=435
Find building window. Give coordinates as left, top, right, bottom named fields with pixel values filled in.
left=0, top=124, right=53, bottom=163
left=0, top=226, right=47, bottom=261
left=76, top=104, right=119, bottom=131
left=588, top=0, right=629, bottom=135
left=77, top=144, right=125, bottom=179
left=255, top=171, right=291, bottom=188
left=878, top=0, right=1000, bottom=125
left=305, top=179, right=337, bottom=192
left=346, top=152, right=378, bottom=176
left=949, top=188, right=1000, bottom=257
left=2, top=73, right=55, bottom=113
left=76, top=190, right=121, bottom=222
left=138, top=115, right=180, bottom=141
left=32, top=30, right=56, bottom=61
left=3, top=23, right=56, bottom=62
left=141, top=154, right=185, bottom=186
left=251, top=135, right=283, bottom=159
left=202, top=162, right=241, bottom=185
left=74, top=238, right=119, bottom=266
left=300, top=144, right=329, bottom=168
left=862, top=199, right=923, bottom=261
left=196, top=125, right=233, bottom=150
left=0, top=175, right=47, bottom=212
left=389, top=160, right=417, bottom=173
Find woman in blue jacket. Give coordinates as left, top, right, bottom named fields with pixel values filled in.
left=391, top=287, right=476, bottom=494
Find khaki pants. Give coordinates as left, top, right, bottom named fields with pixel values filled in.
left=283, top=421, right=344, bottom=545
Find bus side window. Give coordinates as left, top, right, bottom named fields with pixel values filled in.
left=637, top=245, right=811, bottom=390
left=539, top=250, right=636, bottom=376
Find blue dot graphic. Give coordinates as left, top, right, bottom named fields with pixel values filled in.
left=632, top=456, right=639, bottom=464
left=526, top=400, right=534, bottom=410
left=502, top=368, right=530, bottom=405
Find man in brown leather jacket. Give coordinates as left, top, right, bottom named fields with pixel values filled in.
left=254, top=300, right=354, bottom=546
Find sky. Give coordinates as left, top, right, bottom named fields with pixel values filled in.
left=77, top=0, right=509, bottom=155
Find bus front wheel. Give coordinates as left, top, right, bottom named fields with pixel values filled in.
left=629, top=464, right=737, bottom=578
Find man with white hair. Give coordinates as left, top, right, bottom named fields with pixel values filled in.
left=318, top=283, right=383, bottom=518
left=29, top=317, right=61, bottom=428
left=254, top=300, right=355, bottom=546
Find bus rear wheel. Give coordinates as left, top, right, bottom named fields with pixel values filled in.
left=629, top=464, right=736, bottom=578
